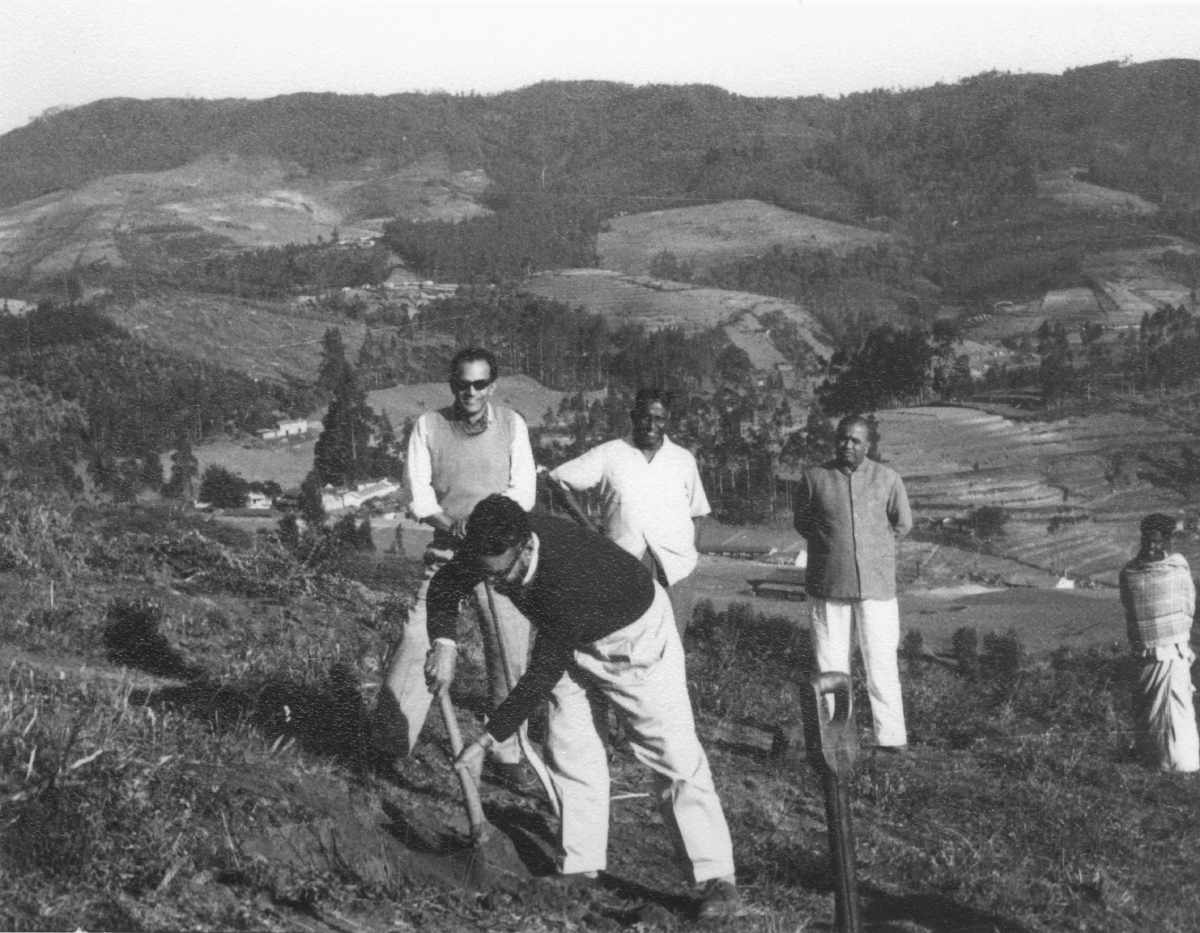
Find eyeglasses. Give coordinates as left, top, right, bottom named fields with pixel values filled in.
left=451, top=378, right=493, bottom=393
left=479, top=548, right=522, bottom=584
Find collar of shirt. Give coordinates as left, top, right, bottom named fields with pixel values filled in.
left=520, top=532, right=540, bottom=586
left=625, top=433, right=670, bottom=460
left=451, top=402, right=492, bottom=435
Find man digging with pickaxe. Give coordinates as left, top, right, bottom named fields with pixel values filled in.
left=423, top=494, right=744, bottom=919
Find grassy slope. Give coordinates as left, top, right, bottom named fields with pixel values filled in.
left=596, top=200, right=890, bottom=277
left=105, top=293, right=371, bottom=383
left=3, top=495, right=1200, bottom=931
left=0, top=152, right=493, bottom=278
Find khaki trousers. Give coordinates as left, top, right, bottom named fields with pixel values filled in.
left=373, top=541, right=531, bottom=764
left=546, top=583, right=735, bottom=882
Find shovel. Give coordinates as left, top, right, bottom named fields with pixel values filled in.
left=436, top=689, right=529, bottom=881
left=809, top=671, right=861, bottom=933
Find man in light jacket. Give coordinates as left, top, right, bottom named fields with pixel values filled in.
left=793, top=413, right=913, bottom=750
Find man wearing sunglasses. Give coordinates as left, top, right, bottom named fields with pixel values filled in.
left=424, top=494, right=741, bottom=919
left=372, top=347, right=538, bottom=792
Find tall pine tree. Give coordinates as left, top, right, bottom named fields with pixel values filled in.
left=313, top=367, right=376, bottom=488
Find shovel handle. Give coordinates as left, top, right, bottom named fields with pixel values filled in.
left=438, top=690, right=489, bottom=843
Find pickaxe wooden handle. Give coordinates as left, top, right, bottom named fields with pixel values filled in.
left=438, top=690, right=489, bottom=844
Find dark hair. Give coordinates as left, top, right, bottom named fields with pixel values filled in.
left=836, top=414, right=871, bottom=434
left=1141, top=513, right=1179, bottom=538
left=448, top=347, right=499, bottom=383
left=463, top=494, right=530, bottom=557
left=633, top=388, right=672, bottom=412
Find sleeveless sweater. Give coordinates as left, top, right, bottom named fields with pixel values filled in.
left=425, top=405, right=517, bottom=521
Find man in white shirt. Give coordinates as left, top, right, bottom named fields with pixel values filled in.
left=548, top=389, right=710, bottom=635
left=372, top=347, right=538, bottom=790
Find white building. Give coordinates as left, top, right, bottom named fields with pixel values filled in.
left=247, top=491, right=273, bottom=510
left=321, top=479, right=402, bottom=512
left=257, top=419, right=310, bottom=441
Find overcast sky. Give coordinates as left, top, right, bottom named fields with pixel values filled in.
left=3, top=0, right=1198, bottom=137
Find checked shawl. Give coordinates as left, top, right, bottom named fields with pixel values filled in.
left=1120, top=552, right=1196, bottom=652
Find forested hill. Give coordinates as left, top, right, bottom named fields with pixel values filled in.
left=2, top=59, right=1198, bottom=225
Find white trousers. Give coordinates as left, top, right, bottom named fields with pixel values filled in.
left=810, top=597, right=907, bottom=747
left=1133, top=644, right=1200, bottom=773
left=546, top=583, right=735, bottom=882
left=373, top=543, right=531, bottom=765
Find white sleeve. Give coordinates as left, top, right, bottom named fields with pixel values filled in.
left=549, top=445, right=607, bottom=492
left=405, top=415, right=442, bottom=520
left=505, top=413, right=538, bottom=511
left=686, top=453, right=712, bottom=518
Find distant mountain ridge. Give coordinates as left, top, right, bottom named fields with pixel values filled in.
left=3, top=61, right=1198, bottom=217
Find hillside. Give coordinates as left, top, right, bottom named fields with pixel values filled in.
left=523, top=269, right=833, bottom=367
left=2, top=61, right=1198, bottom=292
left=875, top=405, right=1198, bottom=586
left=103, top=293, right=371, bottom=383
left=0, top=151, right=490, bottom=279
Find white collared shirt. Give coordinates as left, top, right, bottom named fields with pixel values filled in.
left=550, top=435, right=710, bottom=585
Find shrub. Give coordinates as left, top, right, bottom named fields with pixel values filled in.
left=900, top=628, right=926, bottom=662
left=951, top=625, right=979, bottom=676
left=198, top=464, right=249, bottom=509
left=102, top=597, right=197, bottom=678
left=967, top=505, right=1009, bottom=540
left=0, top=490, right=89, bottom=578
left=981, top=628, right=1025, bottom=687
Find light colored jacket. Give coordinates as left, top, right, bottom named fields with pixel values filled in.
left=794, top=458, right=912, bottom=600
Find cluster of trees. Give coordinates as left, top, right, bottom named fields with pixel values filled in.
left=0, top=374, right=88, bottom=493
left=354, top=289, right=742, bottom=396
left=0, top=302, right=311, bottom=498
left=984, top=305, right=1200, bottom=407
left=311, top=329, right=404, bottom=489
left=814, top=321, right=971, bottom=415
left=380, top=196, right=602, bottom=282
left=195, top=465, right=281, bottom=509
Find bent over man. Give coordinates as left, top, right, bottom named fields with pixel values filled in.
left=424, top=494, right=741, bottom=919
left=1119, top=513, right=1200, bottom=773
left=793, top=413, right=912, bottom=750
left=372, top=348, right=537, bottom=788
left=548, top=388, right=710, bottom=636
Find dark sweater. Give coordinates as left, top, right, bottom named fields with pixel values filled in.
left=427, top=513, right=656, bottom=742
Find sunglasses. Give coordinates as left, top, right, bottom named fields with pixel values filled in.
left=451, top=378, right=493, bottom=392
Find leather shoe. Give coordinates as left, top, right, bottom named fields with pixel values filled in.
left=533, top=870, right=601, bottom=892
left=696, top=877, right=742, bottom=919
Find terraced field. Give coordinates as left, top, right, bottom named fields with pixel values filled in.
left=524, top=268, right=832, bottom=363
left=876, top=406, right=1198, bottom=584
